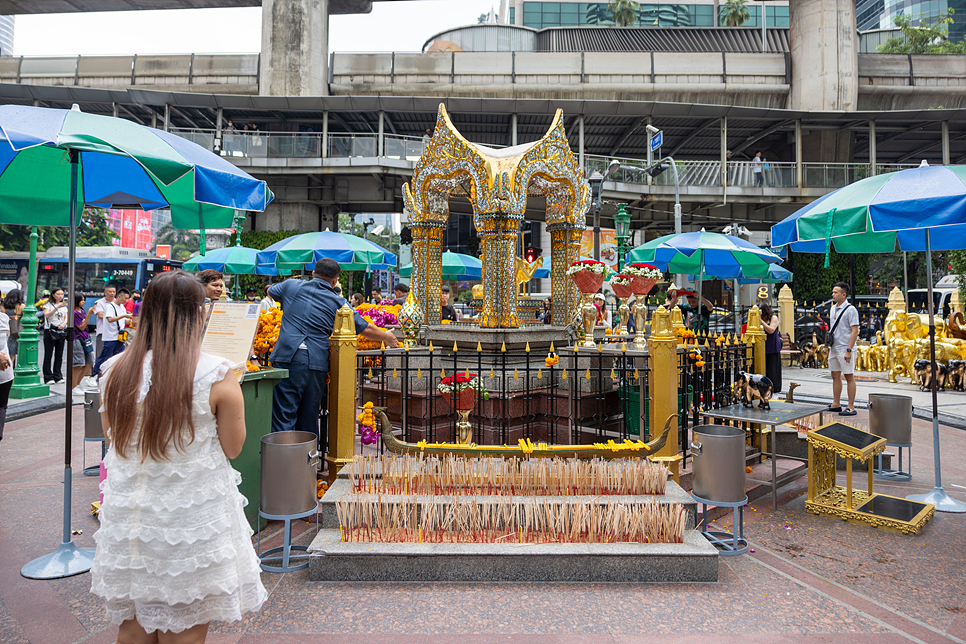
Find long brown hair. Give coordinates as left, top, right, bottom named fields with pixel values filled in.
left=103, top=271, right=206, bottom=461
left=760, top=303, right=774, bottom=324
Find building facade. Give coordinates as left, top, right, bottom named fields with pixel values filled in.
left=500, top=0, right=789, bottom=29
left=856, top=0, right=966, bottom=42
left=0, top=15, right=14, bottom=56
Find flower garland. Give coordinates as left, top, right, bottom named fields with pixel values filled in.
left=625, top=263, right=663, bottom=280
left=357, top=402, right=378, bottom=445
left=566, top=259, right=608, bottom=276
left=355, top=303, right=401, bottom=327
left=253, top=306, right=282, bottom=366
left=438, top=372, right=490, bottom=399
left=544, top=352, right=559, bottom=367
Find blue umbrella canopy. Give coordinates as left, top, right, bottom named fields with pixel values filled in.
left=772, top=163, right=966, bottom=254
left=399, top=251, right=482, bottom=279
left=626, top=231, right=781, bottom=279
left=182, top=246, right=285, bottom=276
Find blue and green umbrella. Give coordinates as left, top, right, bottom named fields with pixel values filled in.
left=399, top=251, right=482, bottom=280
left=256, top=231, right=397, bottom=272
left=0, top=104, right=272, bottom=579
left=772, top=162, right=966, bottom=513
left=183, top=245, right=284, bottom=276
left=626, top=231, right=782, bottom=279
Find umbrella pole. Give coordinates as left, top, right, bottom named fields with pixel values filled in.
left=22, top=150, right=96, bottom=579
left=906, top=229, right=966, bottom=513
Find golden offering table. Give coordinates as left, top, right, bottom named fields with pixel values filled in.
left=806, top=422, right=935, bottom=534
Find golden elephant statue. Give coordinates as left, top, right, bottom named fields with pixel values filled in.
left=854, top=344, right=872, bottom=371
left=915, top=338, right=963, bottom=364
left=885, top=312, right=927, bottom=342
left=888, top=339, right=918, bottom=384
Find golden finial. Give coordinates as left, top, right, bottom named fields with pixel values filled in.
left=550, top=342, right=555, bottom=352
left=585, top=368, right=591, bottom=380
left=416, top=368, right=422, bottom=379
left=368, top=367, right=374, bottom=379
left=392, top=367, right=398, bottom=379
left=501, top=341, right=507, bottom=353
left=610, top=369, right=617, bottom=379
left=428, top=341, right=435, bottom=352
left=489, top=367, right=495, bottom=379
left=597, top=342, right=603, bottom=353
left=453, top=341, right=458, bottom=353
left=464, top=367, right=470, bottom=378
left=380, top=342, right=386, bottom=352
left=476, top=341, right=482, bottom=353
left=440, top=368, right=446, bottom=379
left=513, top=368, right=519, bottom=379
left=574, top=343, right=579, bottom=353
left=621, top=342, right=627, bottom=353
left=525, top=341, right=531, bottom=353
left=633, top=368, right=640, bottom=380
left=562, top=368, right=568, bottom=380
left=537, top=368, right=543, bottom=379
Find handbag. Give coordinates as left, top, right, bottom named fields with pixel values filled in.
left=48, top=327, right=67, bottom=341
left=82, top=336, right=94, bottom=354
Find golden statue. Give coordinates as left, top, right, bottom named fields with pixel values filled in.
left=515, top=256, right=543, bottom=294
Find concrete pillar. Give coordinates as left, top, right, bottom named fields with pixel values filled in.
left=511, top=113, right=518, bottom=146
left=943, top=121, right=950, bottom=165
left=215, top=107, right=223, bottom=152
left=322, top=111, right=328, bottom=158
left=778, top=284, right=795, bottom=343
left=163, top=103, right=170, bottom=132
left=326, top=304, right=358, bottom=484
left=869, top=120, right=877, bottom=175
left=789, top=0, right=857, bottom=111
left=378, top=110, right=385, bottom=157
left=795, top=119, right=803, bottom=187
left=112, top=102, right=118, bottom=118
left=720, top=116, right=727, bottom=189
left=578, top=115, right=584, bottom=170
left=261, top=0, right=329, bottom=97
left=151, top=112, right=157, bottom=129
left=790, top=0, right=857, bottom=163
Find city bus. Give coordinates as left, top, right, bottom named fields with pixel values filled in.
left=0, top=247, right=182, bottom=300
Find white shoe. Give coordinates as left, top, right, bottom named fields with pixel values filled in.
left=72, top=386, right=84, bottom=396
left=81, top=376, right=97, bottom=388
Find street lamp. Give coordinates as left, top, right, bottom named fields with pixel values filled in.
left=614, top=203, right=631, bottom=272
left=10, top=226, right=49, bottom=399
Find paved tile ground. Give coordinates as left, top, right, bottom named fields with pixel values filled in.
left=1, top=404, right=965, bottom=644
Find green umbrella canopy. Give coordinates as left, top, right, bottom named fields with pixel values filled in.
left=182, top=245, right=281, bottom=275
left=399, top=251, right=483, bottom=279
left=256, top=231, right=398, bottom=272
left=0, top=105, right=273, bottom=229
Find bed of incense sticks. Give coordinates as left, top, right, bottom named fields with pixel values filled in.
left=792, top=414, right=822, bottom=433
left=334, top=496, right=688, bottom=544
left=343, top=454, right=669, bottom=497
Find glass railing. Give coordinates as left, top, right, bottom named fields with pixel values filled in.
left=168, top=130, right=902, bottom=193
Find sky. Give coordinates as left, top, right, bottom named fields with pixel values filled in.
left=13, top=1, right=498, bottom=56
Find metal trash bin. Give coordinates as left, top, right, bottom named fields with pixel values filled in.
left=260, top=431, right=320, bottom=517
left=868, top=393, right=912, bottom=444
left=690, top=424, right=746, bottom=504
left=869, top=393, right=913, bottom=481
left=83, top=389, right=103, bottom=440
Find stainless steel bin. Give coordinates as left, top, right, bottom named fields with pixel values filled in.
left=260, top=431, right=320, bottom=516
left=690, top=425, right=746, bottom=503
left=83, top=389, right=103, bottom=440
left=868, top=393, right=913, bottom=444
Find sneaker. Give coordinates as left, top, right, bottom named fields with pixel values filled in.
left=81, top=376, right=98, bottom=389
left=71, top=386, right=84, bottom=396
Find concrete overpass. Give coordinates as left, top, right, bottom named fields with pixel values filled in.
left=0, top=0, right=398, bottom=14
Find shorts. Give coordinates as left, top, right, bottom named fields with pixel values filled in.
left=827, top=350, right=854, bottom=375
left=72, top=338, right=94, bottom=367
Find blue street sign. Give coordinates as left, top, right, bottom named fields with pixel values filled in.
left=650, top=131, right=663, bottom=152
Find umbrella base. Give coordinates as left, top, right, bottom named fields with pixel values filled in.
left=21, top=541, right=95, bottom=579
left=906, top=487, right=966, bottom=513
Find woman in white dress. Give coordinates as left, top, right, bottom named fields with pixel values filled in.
left=91, top=270, right=266, bottom=644
left=0, top=307, right=13, bottom=440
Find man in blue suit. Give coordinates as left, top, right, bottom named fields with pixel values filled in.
left=268, top=258, right=398, bottom=436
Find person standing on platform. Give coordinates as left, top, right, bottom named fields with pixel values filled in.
left=92, top=284, right=117, bottom=359
left=268, top=259, right=398, bottom=437
left=41, top=287, right=69, bottom=384
left=440, top=285, right=458, bottom=322
left=93, top=289, right=132, bottom=378
left=826, top=282, right=860, bottom=416
left=3, top=289, right=24, bottom=369
left=0, top=303, right=13, bottom=442
left=71, top=294, right=95, bottom=395
left=760, top=303, right=782, bottom=393
left=753, top=150, right=764, bottom=187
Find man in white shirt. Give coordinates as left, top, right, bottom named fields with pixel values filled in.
left=91, top=285, right=116, bottom=358
left=92, top=288, right=132, bottom=377
left=826, top=282, right=860, bottom=416
left=753, top=150, right=763, bottom=187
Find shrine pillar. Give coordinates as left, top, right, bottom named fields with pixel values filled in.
left=548, top=222, right=583, bottom=327
left=478, top=216, right=521, bottom=328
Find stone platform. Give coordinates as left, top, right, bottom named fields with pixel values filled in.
left=308, top=478, right=717, bottom=583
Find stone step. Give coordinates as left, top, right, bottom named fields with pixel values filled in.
left=306, top=528, right=718, bottom=583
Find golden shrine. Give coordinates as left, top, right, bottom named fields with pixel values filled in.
left=400, top=103, right=590, bottom=331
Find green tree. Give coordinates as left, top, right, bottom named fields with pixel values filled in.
left=0, top=207, right=118, bottom=252
left=152, top=222, right=200, bottom=261
left=608, top=0, right=640, bottom=27
left=949, top=250, right=966, bottom=302
left=719, top=0, right=750, bottom=26
left=877, top=9, right=966, bottom=54
left=785, top=250, right=869, bottom=302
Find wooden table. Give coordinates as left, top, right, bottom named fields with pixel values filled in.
left=699, top=401, right=827, bottom=510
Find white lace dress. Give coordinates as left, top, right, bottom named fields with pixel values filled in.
left=90, top=351, right=267, bottom=634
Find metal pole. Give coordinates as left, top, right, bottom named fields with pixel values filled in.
left=761, top=1, right=767, bottom=52
left=907, top=229, right=966, bottom=512
left=902, top=251, right=909, bottom=311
